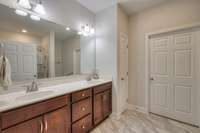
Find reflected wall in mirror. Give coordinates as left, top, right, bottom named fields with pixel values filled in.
left=0, top=4, right=96, bottom=82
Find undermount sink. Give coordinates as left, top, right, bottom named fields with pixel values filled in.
left=16, top=91, right=54, bottom=101
left=0, top=101, right=8, bottom=107
left=87, top=79, right=105, bottom=84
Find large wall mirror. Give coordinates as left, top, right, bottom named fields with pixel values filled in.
left=0, top=4, right=96, bottom=82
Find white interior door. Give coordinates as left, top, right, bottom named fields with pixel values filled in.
left=119, top=33, right=128, bottom=113
left=150, top=31, right=197, bottom=125
left=73, top=49, right=81, bottom=74
left=3, top=41, right=37, bottom=81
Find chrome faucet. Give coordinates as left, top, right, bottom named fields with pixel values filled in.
left=26, top=79, right=39, bottom=93
left=86, top=70, right=100, bottom=81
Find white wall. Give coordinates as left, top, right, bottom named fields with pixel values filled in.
left=63, top=36, right=80, bottom=75
left=80, top=35, right=95, bottom=74
left=0, top=0, right=95, bottom=31
left=55, top=39, right=64, bottom=77
left=95, top=5, right=119, bottom=115
left=128, top=0, right=200, bottom=110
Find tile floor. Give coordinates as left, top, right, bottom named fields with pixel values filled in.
left=91, top=110, right=200, bottom=133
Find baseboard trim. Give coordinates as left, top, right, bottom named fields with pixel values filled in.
left=110, top=112, right=121, bottom=120
left=127, top=104, right=149, bottom=114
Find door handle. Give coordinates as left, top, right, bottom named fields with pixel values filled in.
left=39, top=121, right=43, bottom=133
left=44, top=119, right=48, bottom=132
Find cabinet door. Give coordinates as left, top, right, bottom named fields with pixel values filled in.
left=44, top=106, right=71, bottom=133
left=102, top=90, right=112, bottom=117
left=93, top=92, right=104, bottom=125
left=2, top=117, right=43, bottom=133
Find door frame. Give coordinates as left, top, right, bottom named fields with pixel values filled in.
left=144, top=23, right=200, bottom=126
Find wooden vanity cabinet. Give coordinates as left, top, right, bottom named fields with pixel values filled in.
left=0, top=82, right=112, bottom=133
left=93, top=83, right=112, bottom=126
left=2, top=117, right=43, bottom=133
left=0, top=95, right=71, bottom=133
left=43, top=107, right=71, bottom=133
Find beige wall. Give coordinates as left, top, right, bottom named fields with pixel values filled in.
left=128, top=0, right=200, bottom=108
left=0, top=31, right=41, bottom=45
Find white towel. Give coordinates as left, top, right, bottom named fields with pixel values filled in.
left=0, top=56, right=12, bottom=88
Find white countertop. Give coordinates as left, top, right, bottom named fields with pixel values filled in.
left=0, top=79, right=112, bottom=112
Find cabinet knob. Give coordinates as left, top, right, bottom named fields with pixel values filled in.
left=81, top=93, right=85, bottom=97
left=81, top=107, right=86, bottom=111
left=81, top=125, right=85, bottom=129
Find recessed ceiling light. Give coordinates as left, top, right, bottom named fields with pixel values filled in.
left=66, top=27, right=70, bottom=31
left=30, top=15, right=40, bottom=21
left=22, top=29, right=27, bottom=33
left=78, top=31, right=82, bottom=35
left=15, top=9, right=28, bottom=16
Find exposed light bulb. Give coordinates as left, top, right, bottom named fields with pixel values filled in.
left=85, top=25, right=90, bottom=33
left=90, top=28, right=95, bottom=34
left=78, top=31, right=82, bottom=35
left=17, top=0, right=31, bottom=9
left=15, top=9, right=28, bottom=16
left=34, top=3, right=46, bottom=15
left=30, top=15, right=40, bottom=21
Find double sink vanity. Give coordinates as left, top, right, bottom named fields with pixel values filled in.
left=0, top=79, right=112, bottom=133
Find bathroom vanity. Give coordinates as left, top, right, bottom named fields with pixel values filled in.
left=0, top=81, right=112, bottom=133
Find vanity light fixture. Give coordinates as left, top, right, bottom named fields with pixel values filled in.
left=33, top=0, right=46, bottom=15
left=22, top=29, right=27, bottom=33
left=15, top=9, right=28, bottom=16
left=66, top=27, right=70, bottom=31
left=30, top=15, right=40, bottom=21
left=78, top=24, right=95, bottom=36
left=17, top=0, right=31, bottom=9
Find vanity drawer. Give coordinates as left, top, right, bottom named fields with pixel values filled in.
left=1, top=95, right=69, bottom=129
left=93, top=82, right=112, bottom=94
left=72, top=88, right=92, bottom=103
left=72, top=114, right=92, bottom=133
left=72, top=98, right=92, bottom=122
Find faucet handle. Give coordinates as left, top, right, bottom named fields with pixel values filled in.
left=25, top=86, right=31, bottom=93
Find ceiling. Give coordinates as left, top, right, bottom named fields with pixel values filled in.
left=0, top=4, right=77, bottom=41
left=76, top=0, right=167, bottom=14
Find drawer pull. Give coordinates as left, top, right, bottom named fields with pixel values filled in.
left=45, top=120, right=48, bottom=131
left=81, top=93, right=85, bottom=97
left=40, top=121, right=43, bottom=133
left=81, top=125, right=85, bottom=129
left=81, top=107, right=86, bottom=111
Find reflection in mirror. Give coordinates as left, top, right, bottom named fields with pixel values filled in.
left=0, top=4, right=95, bottom=82
left=55, top=31, right=81, bottom=77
